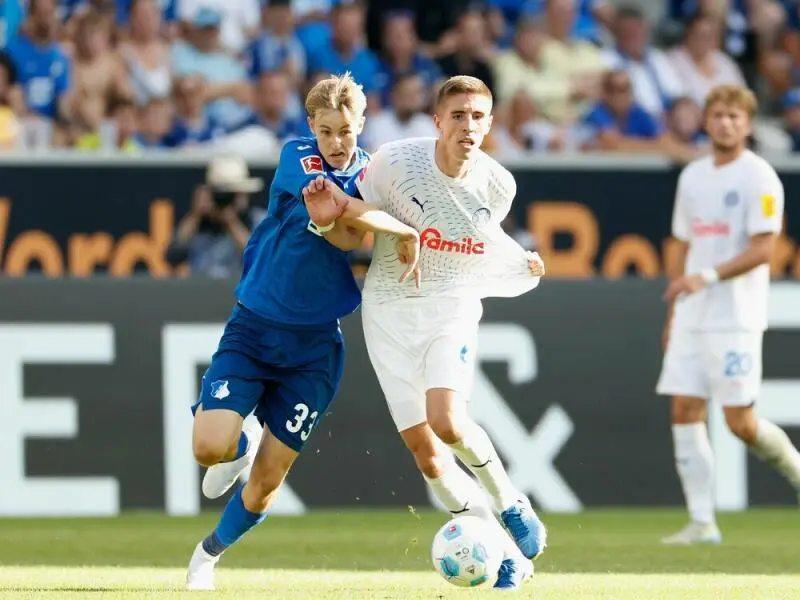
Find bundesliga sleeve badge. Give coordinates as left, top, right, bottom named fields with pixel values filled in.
left=301, top=155, right=324, bottom=174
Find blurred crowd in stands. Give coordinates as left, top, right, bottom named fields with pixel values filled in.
left=2, top=0, right=800, bottom=158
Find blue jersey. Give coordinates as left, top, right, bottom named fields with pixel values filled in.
left=235, top=138, right=369, bottom=326
left=6, top=34, right=70, bottom=118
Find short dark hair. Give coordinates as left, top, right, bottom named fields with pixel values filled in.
left=435, top=75, right=492, bottom=107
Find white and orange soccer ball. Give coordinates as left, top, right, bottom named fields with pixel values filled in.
left=431, top=516, right=504, bottom=588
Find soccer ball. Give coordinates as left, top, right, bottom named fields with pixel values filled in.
left=431, top=516, right=504, bottom=587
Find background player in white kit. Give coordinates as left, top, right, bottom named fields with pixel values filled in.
left=303, top=75, right=546, bottom=590
left=658, top=84, right=800, bottom=545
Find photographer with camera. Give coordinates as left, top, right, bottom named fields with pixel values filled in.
left=167, top=155, right=264, bottom=277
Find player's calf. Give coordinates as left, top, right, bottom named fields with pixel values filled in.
left=426, top=390, right=547, bottom=559
left=186, top=428, right=298, bottom=591
left=730, top=409, right=800, bottom=493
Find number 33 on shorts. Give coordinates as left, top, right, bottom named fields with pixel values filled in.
left=285, top=403, right=318, bottom=442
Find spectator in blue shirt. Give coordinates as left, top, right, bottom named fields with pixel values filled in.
left=246, top=0, right=306, bottom=89
left=521, top=0, right=614, bottom=44
left=164, top=75, right=226, bottom=147
left=0, top=0, right=25, bottom=47
left=579, top=69, right=696, bottom=161
left=230, top=70, right=305, bottom=143
left=375, top=10, right=442, bottom=109
left=171, top=7, right=252, bottom=130
left=6, top=0, right=71, bottom=121
left=665, top=96, right=708, bottom=149
left=768, top=0, right=800, bottom=95
left=132, top=96, right=172, bottom=149
left=782, top=87, right=800, bottom=152
left=306, top=1, right=381, bottom=111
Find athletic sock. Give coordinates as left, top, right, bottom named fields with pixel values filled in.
left=425, top=465, right=523, bottom=561
left=749, top=418, right=800, bottom=490
left=201, top=486, right=267, bottom=557
left=222, top=431, right=249, bottom=463
left=447, top=423, right=519, bottom=513
left=672, top=423, right=716, bottom=525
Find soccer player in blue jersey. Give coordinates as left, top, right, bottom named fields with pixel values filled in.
left=185, top=72, right=421, bottom=591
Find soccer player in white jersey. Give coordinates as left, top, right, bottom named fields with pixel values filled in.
left=657, top=84, right=800, bottom=545
left=303, top=75, right=546, bottom=590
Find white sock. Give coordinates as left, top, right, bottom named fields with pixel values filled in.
left=749, top=418, right=800, bottom=490
left=447, top=423, right=520, bottom=514
left=673, top=423, right=716, bottom=525
left=425, top=465, right=524, bottom=562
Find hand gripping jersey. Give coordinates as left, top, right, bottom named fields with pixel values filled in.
left=355, top=137, right=539, bottom=303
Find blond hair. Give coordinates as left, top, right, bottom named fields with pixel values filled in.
left=704, top=85, right=757, bottom=119
left=304, top=72, right=367, bottom=118
left=435, top=75, right=492, bottom=107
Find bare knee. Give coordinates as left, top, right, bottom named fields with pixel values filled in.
left=402, top=425, right=453, bottom=478
left=192, top=407, right=244, bottom=466
left=671, top=396, right=707, bottom=425
left=193, top=437, right=237, bottom=467
left=724, top=407, right=758, bottom=444
left=426, top=389, right=464, bottom=444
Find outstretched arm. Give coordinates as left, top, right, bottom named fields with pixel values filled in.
left=302, top=177, right=421, bottom=287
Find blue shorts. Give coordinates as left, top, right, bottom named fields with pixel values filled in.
left=193, top=303, right=345, bottom=452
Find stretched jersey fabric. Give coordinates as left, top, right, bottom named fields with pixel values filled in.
left=355, top=137, right=539, bottom=303
left=236, top=137, right=369, bottom=326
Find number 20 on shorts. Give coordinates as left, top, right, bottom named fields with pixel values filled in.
left=723, top=351, right=752, bottom=378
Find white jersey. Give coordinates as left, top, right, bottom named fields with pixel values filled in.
left=355, top=137, right=539, bottom=304
left=671, top=150, right=784, bottom=332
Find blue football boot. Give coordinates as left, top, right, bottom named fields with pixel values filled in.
left=500, top=498, right=547, bottom=560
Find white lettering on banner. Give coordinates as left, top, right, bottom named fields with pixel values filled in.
left=427, top=324, right=581, bottom=514
left=161, top=325, right=306, bottom=516
left=711, top=283, right=800, bottom=511
left=0, top=325, right=119, bottom=516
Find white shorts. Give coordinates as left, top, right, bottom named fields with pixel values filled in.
left=361, top=297, right=483, bottom=432
left=656, top=329, right=763, bottom=407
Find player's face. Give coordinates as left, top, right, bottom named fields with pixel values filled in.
left=309, top=108, right=365, bottom=170
left=704, top=101, right=751, bottom=151
left=434, top=93, right=493, bottom=160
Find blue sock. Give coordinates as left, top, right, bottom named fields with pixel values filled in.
left=201, top=486, right=267, bottom=557
left=223, top=431, right=249, bottom=463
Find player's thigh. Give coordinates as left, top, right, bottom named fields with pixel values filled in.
left=423, top=308, right=481, bottom=426
left=257, top=336, right=346, bottom=452
left=656, top=328, right=709, bottom=401
left=705, top=331, right=763, bottom=407
left=362, top=303, right=428, bottom=432
left=192, top=350, right=265, bottom=459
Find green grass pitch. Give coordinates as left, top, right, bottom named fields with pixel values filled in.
left=1, top=508, right=799, bottom=599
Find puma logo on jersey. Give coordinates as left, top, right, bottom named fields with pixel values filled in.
left=410, top=196, right=428, bottom=211
left=420, top=227, right=484, bottom=255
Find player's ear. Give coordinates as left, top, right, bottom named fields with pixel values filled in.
left=486, top=114, right=494, bottom=132
left=307, top=115, right=315, bottom=136
left=433, top=113, right=441, bottom=134
left=356, top=115, right=365, bottom=135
